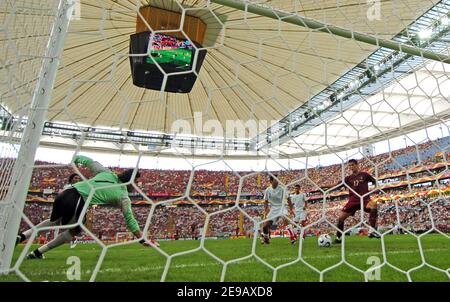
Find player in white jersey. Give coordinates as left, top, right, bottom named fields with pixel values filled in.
left=261, top=175, right=288, bottom=245
left=290, top=184, right=308, bottom=225
left=286, top=184, right=308, bottom=245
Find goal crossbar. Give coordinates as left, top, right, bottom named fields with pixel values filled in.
left=211, top=0, right=450, bottom=64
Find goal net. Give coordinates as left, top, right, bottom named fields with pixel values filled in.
left=115, top=232, right=132, bottom=243
left=0, top=0, right=449, bottom=282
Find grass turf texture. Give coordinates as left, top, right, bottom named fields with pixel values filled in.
left=147, top=48, right=192, bottom=67
left=1, top=234, right=448, bottom=282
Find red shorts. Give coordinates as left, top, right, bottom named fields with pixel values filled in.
left=342, top=199, right=375, bottom=216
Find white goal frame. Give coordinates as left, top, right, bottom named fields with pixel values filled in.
left=0, top=0, right=74, bottom=273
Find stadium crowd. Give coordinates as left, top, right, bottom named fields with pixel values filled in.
left=11, top=135, right=450, bottom=241
left=20, top=191, right=449, bottom=241
left=15, top=136, right=449, bottom=197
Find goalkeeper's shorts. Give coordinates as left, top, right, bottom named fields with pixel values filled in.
left=50, top=188, right=85, bottom=229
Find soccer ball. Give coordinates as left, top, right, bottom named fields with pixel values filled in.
left=318, top=234, right=332, bottom=247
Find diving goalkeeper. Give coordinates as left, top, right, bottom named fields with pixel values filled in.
left=16, top=155, right=151, bottom=259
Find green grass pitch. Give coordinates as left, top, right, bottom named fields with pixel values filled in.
left=1, top=234, right=448, bottom=282
left=147, top=48, right=192, bottom=67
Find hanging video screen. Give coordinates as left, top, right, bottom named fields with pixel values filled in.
left=129, top=31, right=207, bottom=93
left=147, top=34, right=194, bottom=71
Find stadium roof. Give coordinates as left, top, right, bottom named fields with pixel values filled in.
left=276, top=61, right=450, bottom=156
left=1, top=0, right=450, bottom=158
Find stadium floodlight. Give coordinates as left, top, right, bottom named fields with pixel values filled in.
left=349, top=80, right=357, bottom=89
left=373, top=64, right=381, bottom=72
left=418, top=28, right=433, bottom=40
left=337, top=92, right=346, bottom=100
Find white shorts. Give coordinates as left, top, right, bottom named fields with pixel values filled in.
left=293, top=211, right=306, bottom=223
left=267, top=206, right=288, bottom=223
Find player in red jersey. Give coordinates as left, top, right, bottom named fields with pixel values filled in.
left=335, top=159, right=379, bottom=243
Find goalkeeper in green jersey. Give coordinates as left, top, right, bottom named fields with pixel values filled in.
left=17, top=155, right=151, bottom=259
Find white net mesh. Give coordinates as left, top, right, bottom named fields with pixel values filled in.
left=0, top=0, right=449, bottom=282
left=0, top=0, right=64, bottom=274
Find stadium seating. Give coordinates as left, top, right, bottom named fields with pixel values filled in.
left=12, top=136, right=449, bottom=241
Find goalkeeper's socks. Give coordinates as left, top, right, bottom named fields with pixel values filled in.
left=261, top=233, right=270, bottom=244
left=33, top=249, right=43, bottom=258
left=16, top=234, right=26, bottom=245
left=368, top=231, right=381, bottom=239
left=27, top=249, right=45, bottom=259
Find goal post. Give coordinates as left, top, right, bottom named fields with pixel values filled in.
left=0, top=0, right=74, bottom=273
